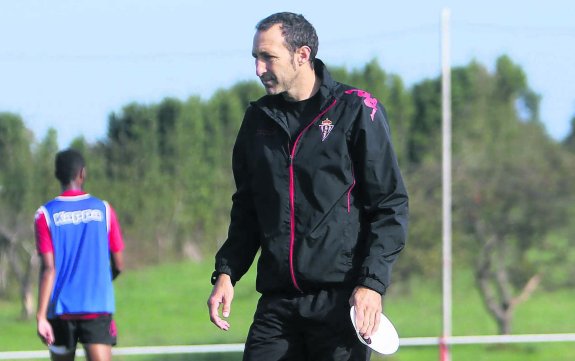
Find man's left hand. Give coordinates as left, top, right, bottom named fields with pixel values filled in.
left=349, top=286, right=382, bottom=340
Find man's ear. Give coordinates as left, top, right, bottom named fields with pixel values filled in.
left=79, top=167, right=87, bottom=182
left=296, top=46, right=312, bottom=66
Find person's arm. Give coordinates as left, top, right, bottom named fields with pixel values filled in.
left=110, top=252, right=124, bottom=280
left=35, top=210, right=55, bottom=345
left=37, top=252, right=55, bottom=345
left=350, top=95, right=408, bottom=294
left=348, top=92, right=409, bottom=338
left=107, top=204, right=125, bottom=280
left=213, top=110, right=261, bottom=284
left=208, top=110, right=261, bottom=329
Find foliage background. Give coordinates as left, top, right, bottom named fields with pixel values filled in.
left=1, top=56, right=574, bottom=354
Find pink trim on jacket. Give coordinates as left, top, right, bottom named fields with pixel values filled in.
left=288, top=99, right=337, bottom=292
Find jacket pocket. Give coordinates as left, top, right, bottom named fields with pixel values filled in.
left=298, top=204, right=360, bottom=282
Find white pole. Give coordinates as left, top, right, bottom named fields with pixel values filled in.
left=441, top=7, right=452, bottom=361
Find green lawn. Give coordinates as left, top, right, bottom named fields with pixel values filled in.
left=1, top=261, right=573, bottom=361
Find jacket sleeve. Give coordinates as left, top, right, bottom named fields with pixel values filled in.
left=349, top=97, right=409, bottom=295
left=212, top=109, right=261, bottom=285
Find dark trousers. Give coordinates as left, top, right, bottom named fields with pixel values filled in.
left=243, top=288, right=371, bottom=361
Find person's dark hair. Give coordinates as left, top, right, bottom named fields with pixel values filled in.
left=256, top=12, right=319, bottom=63
left=55, top=149, right=85, bottom=186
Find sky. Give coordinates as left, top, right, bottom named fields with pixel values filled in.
left=1, top=0, right=574, bottom=148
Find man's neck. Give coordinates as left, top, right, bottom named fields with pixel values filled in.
left=62, top=181, right=83, bottom=193
left=283, top=70, right=320, bottom=102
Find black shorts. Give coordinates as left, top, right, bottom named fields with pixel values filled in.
left=50, top=314, right=117, bottom=351
left=243, top=288, right=370, bottom=361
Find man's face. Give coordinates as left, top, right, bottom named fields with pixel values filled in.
left=252, top=24, right=299, bottom=96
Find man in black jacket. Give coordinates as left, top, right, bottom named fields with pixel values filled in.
left=207, top=12, right=408, bottom=361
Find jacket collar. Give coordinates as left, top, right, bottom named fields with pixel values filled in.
left=253, top=58, right=338, bottom=111
left=314, top=58, right=339, bottom=100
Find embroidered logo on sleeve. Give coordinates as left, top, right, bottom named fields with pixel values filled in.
left=319, top=118, right=334, bottom=141
left=344, top=89, right=378, bottom=121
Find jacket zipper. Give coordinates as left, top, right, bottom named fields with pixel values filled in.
left=347, top=178, right=356, bottom=213
left=288, top=99, right=337, bottom=292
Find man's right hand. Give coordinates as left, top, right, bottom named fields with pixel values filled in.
left=37, top=317, right=54, bottom=345
left=207, top=273, right=234, bottom=331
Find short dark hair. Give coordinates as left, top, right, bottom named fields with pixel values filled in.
left=55, top=149, right=85, bottom=186
left=256, top=12, right=319, bottom=62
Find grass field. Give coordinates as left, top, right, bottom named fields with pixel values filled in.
left=1, top=261, right=573, bottom=360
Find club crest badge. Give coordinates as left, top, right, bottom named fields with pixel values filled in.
left=319, top=118, right=334, bottom=142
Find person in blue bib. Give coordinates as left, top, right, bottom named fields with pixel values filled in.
left=35, top=149, right=125, bottom=361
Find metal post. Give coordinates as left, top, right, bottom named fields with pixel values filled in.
left=440, top=7, right=452, bottom=361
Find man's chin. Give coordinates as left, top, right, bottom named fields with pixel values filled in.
left=264, top=87, right=279, bottom=95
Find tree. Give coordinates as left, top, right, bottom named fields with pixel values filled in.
left=409, top=78, right=441, bottom=164
left=452, top=56, right=573, bottom=334
left=563, top=115, right=575, bottom=153
left=0, top=113, right=43, bottom=318
left=104, top=103, right=169, bottom=263
left=394, top=160, right=443, bottom=286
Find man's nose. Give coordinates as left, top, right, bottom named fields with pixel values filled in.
left=255, top=59, right=266, bottom=78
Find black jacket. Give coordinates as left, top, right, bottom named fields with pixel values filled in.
left=213, top=59, right=408, bottom=295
